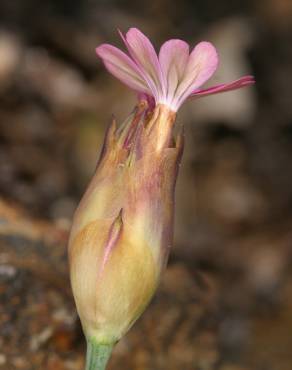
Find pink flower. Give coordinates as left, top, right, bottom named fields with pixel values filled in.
left=96, top=28, right=255, bottom=112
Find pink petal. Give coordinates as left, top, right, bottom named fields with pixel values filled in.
left=158, top=39, right=189, bottom=106
left=96, top=44, right=150, bottom=93
left=190, top=75, right=255, bottom=97
left=174, top=41, right=218, bottom=108
left=123, top=28, right=164, bottom=101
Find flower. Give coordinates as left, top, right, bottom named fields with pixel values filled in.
left=69, top=27, right=254, bottom=370
left=96, top=27, right=255, bottom=112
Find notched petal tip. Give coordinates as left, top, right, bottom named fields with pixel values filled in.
left=172, top=40, right=219, bottom=109
left=190, top=41, right=219, bottom=74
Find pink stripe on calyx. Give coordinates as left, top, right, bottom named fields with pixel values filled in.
left=99, top=209, right=124, bottom=274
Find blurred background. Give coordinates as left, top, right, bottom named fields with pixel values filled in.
left=0, top=0, right=292, bottom=369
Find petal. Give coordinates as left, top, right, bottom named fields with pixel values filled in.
left=123, top=28, right=164, bottom=101
left=173, top=41, right=218, bottom=109
left=158, top=39, right=189, bottom=106
left=96, top=44, right=150, bottom=93
left=190, top=75, right=255, bottom=97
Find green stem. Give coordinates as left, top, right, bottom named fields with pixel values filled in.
left=85, top=337, right=114, bottom=370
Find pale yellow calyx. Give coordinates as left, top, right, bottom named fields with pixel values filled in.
left=69, top=217, right=158, bottom=342
left=68, top=101, right=183, bottom=346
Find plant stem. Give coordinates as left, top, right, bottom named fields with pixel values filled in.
left=85, top=337, right=114, bottom=370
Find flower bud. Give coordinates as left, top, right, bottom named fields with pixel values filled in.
left=68, top=102, right=183, bottom=347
